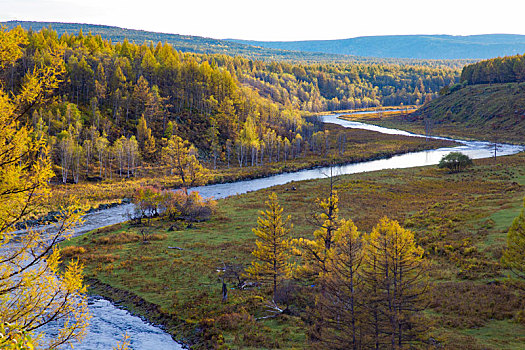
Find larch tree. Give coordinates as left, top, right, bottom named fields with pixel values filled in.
left=137, top=115, right=156, bottom=161
left=295, top=181, right=341, bottom=281
left=0, top=26, right=89, bottom=349
left=361, top=217, right=429, bottom=349
left=162, top=134, right=209, bottom=189
left=312, top=219, right=364, bottom=350
left=245, top=192, right=293, bottom=300
left=502, top=198, right=525, bottom=279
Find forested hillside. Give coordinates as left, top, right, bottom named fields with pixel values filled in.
left=460, top=52, right=525, bottom=84
left=4, top=21, right=473, bottom=66
left=3, top=26, right=458, bottom=184
left=403, top=54, right=525, bottom=143
left=3, top=20, right=351, bottom=62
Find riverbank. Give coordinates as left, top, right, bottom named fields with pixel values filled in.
left=43, top=123, right=456, bottom=217
left=338, top=109, right=525, bottom=145
left=62, top=151, right=525, bottom=349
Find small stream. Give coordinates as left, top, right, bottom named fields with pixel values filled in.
left=37, top=114, right=524, bottom=349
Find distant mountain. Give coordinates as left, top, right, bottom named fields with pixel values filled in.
left=2, top=21, right=469, bottom=66
left=1, top=21, right=357, bottom=62
left=228, top=35, right=525, bottom=60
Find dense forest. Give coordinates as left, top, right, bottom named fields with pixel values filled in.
left=460, top=52, right=525, bottom=85
left=4, top=26, right=458, bottom=183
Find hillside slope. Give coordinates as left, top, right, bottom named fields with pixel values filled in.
left=3, top=21, right=469, bottom=65
left=411, top=83, right=525, bottom=143
left=2, top=20, right=352, bottom=62
left=230, top=34, right=525, bottom=60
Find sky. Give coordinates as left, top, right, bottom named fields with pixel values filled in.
left=1, top=0, right=525, bottom=41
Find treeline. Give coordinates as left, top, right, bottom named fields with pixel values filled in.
left=4, top=21, right=475, bottom=65
left=4, top=26, right=457, bottom=184
left=460, top=53, right=525, bottom=85
left=230, top=59, right=458, bottom=111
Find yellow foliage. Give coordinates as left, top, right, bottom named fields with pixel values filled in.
left=0, top=26, right=89, bottom=349
left=162, top=134, right=209, bottom=188
left=245, top=192, right=293, bottom=298
left=294, top=189, right=340, bottom=279
left=502, top=197, right=525, bottom=279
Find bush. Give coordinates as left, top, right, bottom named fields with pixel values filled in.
left=160, top=190, right=216, bottom=222
left=438, top=152, right=473, bottom=173
left=60, top=246, right=86, bottom=257
left=131, top=186, right=216, bottom=223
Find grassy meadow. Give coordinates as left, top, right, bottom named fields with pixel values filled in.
left=61, top=151, right=525, bottom=349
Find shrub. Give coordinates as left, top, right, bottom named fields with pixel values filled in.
left=60, top=246, right=86, bottom=257
left=439, top=152, right=473, bottom=173
left=159, top=190, right=216, bottom=222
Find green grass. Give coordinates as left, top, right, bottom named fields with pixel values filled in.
left=62, top=152, right=525, bottom=349
left=461, top=319, right=525, bottom=350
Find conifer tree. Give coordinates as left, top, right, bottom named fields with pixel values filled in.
left=0, top=26, right=88, bottom=349
left=137, top=115, right=156, bottom=161
left=295, top=183, right=340, bottom=280
left=162, top=134, right=208, bottom=189
left=361, top=217, right=429, bottom=349
left=311, top=219, right=364, bottom=349
left=245, top=192, right=293, bottom=299
left=502, top=198, right=525, bottom=279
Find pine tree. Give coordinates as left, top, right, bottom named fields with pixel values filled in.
left=245, top=192, right=293, bottom=300
left=502, top=198, right=525, bottom=279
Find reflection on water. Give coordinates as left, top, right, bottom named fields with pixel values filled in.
left=37, top=114, right=523, bottom=349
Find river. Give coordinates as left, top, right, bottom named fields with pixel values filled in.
left=43, top=114, right=524, bottom=349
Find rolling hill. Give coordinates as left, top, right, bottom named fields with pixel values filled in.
left=410, top=82, right=525, bottom=143
left=229, top=34, right=525, bottom=60
left=1, top=20, right=356, bottom=62
left=0, top=21, right=479, bottom=64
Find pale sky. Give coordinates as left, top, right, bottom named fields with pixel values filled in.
left=1, top=0, right=525, bottom=41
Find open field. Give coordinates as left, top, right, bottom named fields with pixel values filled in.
left=62, top=151, right=525, bottom=349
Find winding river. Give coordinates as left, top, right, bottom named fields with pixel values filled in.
left=45, top=113, right=523, bottom=349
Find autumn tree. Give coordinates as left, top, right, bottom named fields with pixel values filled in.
left=245, top=192, right=293, bottom=300
left=361, top=217, right=429, bottom=349
left=0, top=26, right=88, bottom=349
left=502, top=198, right=525, bottom=279
left=162, top=134, right=209, bottom=189
left=311, top=219, right=364, bottom=349
left=295, top=180, right=341, bottom=280
left=137, top=114, right=156, bottom=161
